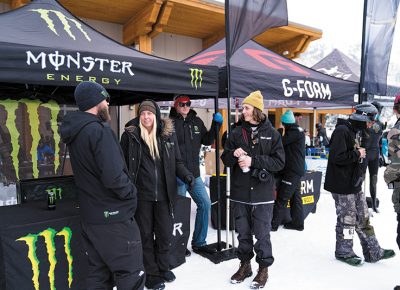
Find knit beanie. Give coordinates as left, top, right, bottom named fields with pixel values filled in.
left=138, top=100, right=157, bottom=116
left=173, top=95, right=191, bottom=108
left=242, top=90, right=264, bottom=111
left=74, top=81, right=109, bottom=111
left=281, top=110, right=295, bottom=124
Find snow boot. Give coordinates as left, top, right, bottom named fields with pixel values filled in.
left=284, top=222, right=304, bottom=231
left=145, top=275, right=166, bottom=290
left=250, top=266, right=268, bottom=289
left=336, top=255, right=363, bottom=266
left=380, top=249, right=396, bottom=260
left=161, top=270, right=176, bottom=282
left=230, top=260, right=252, bottom=284
left=394, top=286, right=400, bottom=290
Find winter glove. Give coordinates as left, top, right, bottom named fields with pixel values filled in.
left=213, top=112, right=223, bottom=125
left=185, top=175, right=195, bottom=191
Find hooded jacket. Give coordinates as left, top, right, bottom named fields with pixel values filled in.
left=221, top=117, right=285, bottom=204
left=324, top=118, right=363, bottom=194
left=120, top=104, right=192, bottom=213
left=281, top=123, right=305, bottom=177
left=60, top=111, right=137, bottom=224
left=169, top=108, right=219, bottom=178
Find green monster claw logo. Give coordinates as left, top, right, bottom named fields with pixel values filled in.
left=46, top=187, right=63, bottom=200
left=30, top=9, right=91, bottom=42
left=1, top=99, right=61, bottom=180
left=190, top=68, right=203, bottom=89
left=16, top=227, right=74, bottom=290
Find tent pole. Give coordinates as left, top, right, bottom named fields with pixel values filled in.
left=359, top=0, right=368, bottom=104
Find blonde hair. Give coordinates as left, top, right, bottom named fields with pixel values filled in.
left=139, top=118, right=160, bottom=159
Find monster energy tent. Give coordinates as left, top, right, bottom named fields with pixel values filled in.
left=0, top=0, right=218, bottom=104
left=185, top=39, right=358, bottom=107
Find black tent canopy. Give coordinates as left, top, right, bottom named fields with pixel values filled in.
left=0, top=0, right=219, bottom=104
left=185, top=39, right=359, bottom=107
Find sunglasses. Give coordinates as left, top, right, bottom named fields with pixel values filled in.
left=178, top=101, right=191, bottom=107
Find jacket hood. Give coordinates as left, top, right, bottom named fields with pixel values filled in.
left=169, top=107, right=197, bottom=120
left=60, top=111, right=102, bottom=144
left=124, top=117, right=174, bottom=139
left=335, top=118, right=350, bottom=128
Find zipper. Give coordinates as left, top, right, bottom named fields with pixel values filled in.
left=154, top=160, right=158, bottom=201
left=131, top=133, right=142, bottom=184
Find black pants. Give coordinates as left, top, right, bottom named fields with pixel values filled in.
left=135, top=200, right=173, bottom=278
left=272, top=174, right=303, bottom=228
left=362, top=149, right=379, bottom=204
left=397, top=213, right=400, bottom=250
left=233, top=202, right=274, bottom=267
left=81, top=219, right=145, bottom=290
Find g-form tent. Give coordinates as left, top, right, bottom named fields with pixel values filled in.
left=312, top=48, right=399, bottom=104
left=185, top=39, right=359, bottom=107
left=0, top=0, right=218, bottom=104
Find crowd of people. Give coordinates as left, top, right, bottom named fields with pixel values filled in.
left=60, top=81, right=399, bottom=290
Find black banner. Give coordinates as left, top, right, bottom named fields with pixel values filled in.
left=0, top=200, right=87, bottom=290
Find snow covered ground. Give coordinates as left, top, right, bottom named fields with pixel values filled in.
left=168, top=167, right=399, bottom=290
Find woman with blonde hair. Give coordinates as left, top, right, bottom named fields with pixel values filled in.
left=120, top=100, right=194, bottom=290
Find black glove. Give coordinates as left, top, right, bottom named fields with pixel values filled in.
left=185, top=175, right=195, bottom=191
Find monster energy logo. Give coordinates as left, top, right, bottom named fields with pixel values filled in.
left=190, top=68, right=203, bottom=89
left=46, top=187, right=63, bottom=200
left=30, top=8, right=91, bottom=41
left=16, top=227, right=74, bottom=290
left=104, top=210, right=120, bottom=218
left=0, top=99, right=61, bottom=180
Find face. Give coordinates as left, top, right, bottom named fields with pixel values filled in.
left=242, top=104, right=255, bottom=123
left=97, top=99, right=111, bottom=122
left=140, top=110, right=155, bottom=131
left=176, top=99, right=191, bottom=117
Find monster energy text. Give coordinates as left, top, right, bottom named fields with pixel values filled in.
left=26, top=51, right=135, bottom=76
left=16, top=227, right=74, bottom=290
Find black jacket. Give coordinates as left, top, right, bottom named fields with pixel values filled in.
left=317, top=127, right=330, bottom=147
left=60, top=111, right=137, bottom=224
left=324, top=119, right=363, bottom=194
left=221, top=117, right=285, bottom=204
left=363, top=119, right=384, bottom=152
left=281, top=124, right=305, bottom=177
left=170, top=108, right=219, bottom=177
left=120, top=116, right=192, bottom=214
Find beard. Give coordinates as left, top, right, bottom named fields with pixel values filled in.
left=98, top=106, right=111, bottom=122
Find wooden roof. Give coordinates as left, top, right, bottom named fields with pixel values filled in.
left=2, top=0, right=322, bottom=58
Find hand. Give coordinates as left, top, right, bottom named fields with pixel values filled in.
left=213, top=112, right=223, bottom=125
left=358, top=147, right=366, bottom=159
left=234, top=148, right=247, bottom=158
left=185, top=175, right=195, bottom=191
left=238, top=155, right=252, bottom=168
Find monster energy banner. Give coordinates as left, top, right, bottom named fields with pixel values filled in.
left=0, top=99, right=64, bottom=184
left=0, top=200, right=87, bottom=289
left=0, top=0, right=218, bottom=101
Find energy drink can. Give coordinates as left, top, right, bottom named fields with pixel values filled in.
left=47, top=190, right=56, bottom=210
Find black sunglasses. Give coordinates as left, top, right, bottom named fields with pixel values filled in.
left=178, top=101, right=191, bottom=107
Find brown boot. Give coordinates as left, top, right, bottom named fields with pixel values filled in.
left=250, top=266, right=268, bottom=289
left=230, top=260, right=253, bottom=284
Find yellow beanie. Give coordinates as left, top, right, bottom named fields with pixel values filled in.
left=242, top=90, right=264, bottom=111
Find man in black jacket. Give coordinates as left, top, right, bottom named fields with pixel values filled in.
left=362, top=101, right=385, bottom=212
left=222, top=90, right=285, bottom=289
left=169, top=95, right=222, bottom=255
left=60, top=81, right=145, bottom=290
left=271, top=110, right=305, bottom=231
left=325, top=103, right=395, bottom=267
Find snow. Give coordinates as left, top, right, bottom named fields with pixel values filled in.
left=167, top=167, right=399, bottom=290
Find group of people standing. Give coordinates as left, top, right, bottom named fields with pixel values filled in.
left=60, top=80, right=398, bottom=290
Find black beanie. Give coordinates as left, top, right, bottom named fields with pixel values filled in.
left=74, top=81, right=110, bottom=111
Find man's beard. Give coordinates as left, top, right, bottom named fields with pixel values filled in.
left=98, top=106, right=111, bottom=122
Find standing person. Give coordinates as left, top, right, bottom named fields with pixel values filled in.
left=221, top=90, right=285, bottom=289
left=324, top=103, right=395, bottom=266
left=316, top=123, right=330, bottom=148
left=271, top=110, right=306, bottom=231
left=120, top=100, right=194, bottom=290
left=362, top=101, right=385, bottom=212
left=384, top=96, right=400, bottom=290
left=169, top=94, right=222, bottom=255
left=294, top=112, right=303, bottom=125
left=60, top=81, right=145, bottom=290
